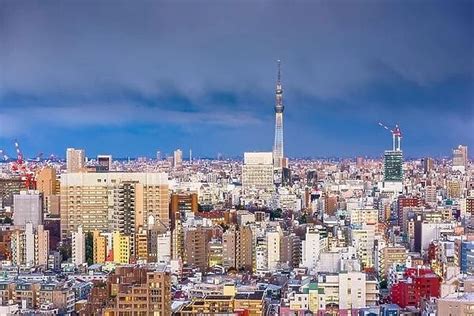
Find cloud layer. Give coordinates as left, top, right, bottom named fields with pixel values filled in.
left=0, top=0, right=472, bottom=157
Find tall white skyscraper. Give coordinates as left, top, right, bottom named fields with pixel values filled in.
left=66, top=148, right=85, bottom=173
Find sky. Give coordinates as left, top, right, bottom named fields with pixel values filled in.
left=0, top=1, right=473, bottom=159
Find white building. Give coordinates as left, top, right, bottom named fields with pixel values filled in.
left=266, top=226, right=282, bottom=271
left=242, top=152, right=274, bottom=192
left=157, top=230, right=172, bottom=264
left=13, top=190, right=43, bottom=228
left=302, top=226, right=327, bottom=271
left=72, top=226, right=86, bottom=266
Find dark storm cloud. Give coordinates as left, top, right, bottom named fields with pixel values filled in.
left=0, top=0, right=472, bottom=156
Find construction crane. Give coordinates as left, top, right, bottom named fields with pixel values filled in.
left=0, top=149, right=9, bottom=161
left=378, top=122, right=402, bottom=152
left=10, top=139, right=36, bottom=189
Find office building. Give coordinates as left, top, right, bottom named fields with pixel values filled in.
left=384, top=150, right=403, bottom=183
left=13, top=190, right=43, bottom=228
left=242, top=152, right=274, bottom=191
left=66, top=148, right=85, bottom=173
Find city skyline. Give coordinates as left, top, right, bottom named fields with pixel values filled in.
left=1, top=1, right=473, bottom=158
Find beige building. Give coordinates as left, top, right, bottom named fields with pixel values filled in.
left=437, top=293, right=474, bottom=316
left=222, top=225, right=253, bottom=271
left=380, top=246, right=407, bottom=278
left=60, top=172, right=169, bottom=238
left=10, top=223, right=49, bottom=267
left=184, top=227, right=210, bottom=271
left=104, top=266, right=171, bottom=315
left=242, top=152, right=274, bottom=192
left=66, top=148, right=85, bottom=173
left=36, top=167, right=60, bottom=215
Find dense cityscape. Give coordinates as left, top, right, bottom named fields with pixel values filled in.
left=1, top=1, right=473, bottom=315
left=0, top=55, right=472, bottom=315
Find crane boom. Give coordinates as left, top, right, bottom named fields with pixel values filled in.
left=377, top=122, right=402, bottom=152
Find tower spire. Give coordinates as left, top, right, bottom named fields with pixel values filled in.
left=273, top=60, right=285, bottom=169
left=277, top=59, right=281, bottom=84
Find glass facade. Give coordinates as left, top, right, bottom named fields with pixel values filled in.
left=384, top=150, right=403, bottom=182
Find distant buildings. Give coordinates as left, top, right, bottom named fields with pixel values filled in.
left=453, top=145, right=468, bottom=171
left=97, top=155, right=112, bottom=171
left=173, top=149, right=183, bottom=169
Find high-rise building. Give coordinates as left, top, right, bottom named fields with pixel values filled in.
left=273, top=60, right=285, bottom=169
left=66, top=148, right=85, bottom=173
left=222, top=225, right=253, bottom=272
left=11, top=223, right=49, bottom=267
left=71, top=226, right=85, bottom=266
left=302, top=226, right=325, bottom=270
left=242, top=152, right=274, bottom=191
left=173, top=149, right=183, bottom=169
left=184, top=227, right=210, bottom=272
left=280, top=233, right=302, bottom=269
left=13, top=190, right=43, bottom=228
left=453, top=145, right=468, bottom=171
left=97, top=155, right=112, bottom=171
left=60, top=172, right=168, bottom=238
left=381, top=125, right=403, bottom=193
left=36, top=167, right=60, bottom=215
left=266, top=225, right=282, bottom=271
left=384, top=151, right=403, bottom=182
left=36, top=167, right=58, bottom=196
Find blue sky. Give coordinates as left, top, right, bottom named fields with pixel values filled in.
left=0, top=1, right=473, bottom=158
